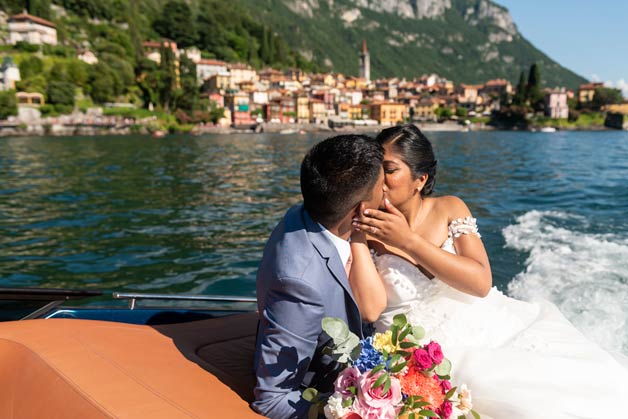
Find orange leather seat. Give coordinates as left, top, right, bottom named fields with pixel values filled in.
left=0, top=316, right=264, bottom=418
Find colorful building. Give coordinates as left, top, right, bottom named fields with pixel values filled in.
left=224, top=92, right=254, bottom=126
left=370, top=102, right=408, bottom=125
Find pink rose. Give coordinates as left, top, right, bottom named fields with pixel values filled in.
left=440, top=379, right=452, bottom=394
left=413, top=348, right=433, bottom=370
left=340, top=413, right=363, bottom=419
left=335, top=367, right=361, bottom=398
left=353, top=372, right=402, bottom=419
left=437, top=400, right=453, bottom=419
left=426, top=341, right=444, bottom=364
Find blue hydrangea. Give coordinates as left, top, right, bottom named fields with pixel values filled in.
left=353, top=336, right=384, bottom=373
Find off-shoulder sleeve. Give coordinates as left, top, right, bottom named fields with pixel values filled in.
left=448, top=216, right=481, bottom=239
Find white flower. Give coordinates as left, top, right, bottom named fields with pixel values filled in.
left=324, top=392, right=352, bottom=419
left=457, top=383, right=473, bottom=414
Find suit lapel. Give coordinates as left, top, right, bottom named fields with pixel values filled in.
left=302, top=209, right=362, bottom=333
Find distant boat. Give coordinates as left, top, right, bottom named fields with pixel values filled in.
left=540, top=127, right=557, bottom=133
left=151, top=130, right=166, bottom=138
left=278, top=128, right=298, bottom=135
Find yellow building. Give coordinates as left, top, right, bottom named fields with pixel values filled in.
left=413, top=100, right=438, bottom=121
left=578, top=82, right=604, bottom=104
left=309, top=99, right=327, bottom=123
left=370, top=102, right=408, bottom=125
left=297, top=96, right=310, bottom=123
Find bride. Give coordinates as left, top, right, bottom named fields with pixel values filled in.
left=349, top=124, right=628, bottom=419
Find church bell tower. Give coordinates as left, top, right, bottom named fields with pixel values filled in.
left=359, top=39, right=370, bottom=82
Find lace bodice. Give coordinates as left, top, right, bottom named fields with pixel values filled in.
left=372, top=217, right=538, bottom=349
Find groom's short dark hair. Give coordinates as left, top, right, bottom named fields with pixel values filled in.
left=300, top=134, right=384, bottom=226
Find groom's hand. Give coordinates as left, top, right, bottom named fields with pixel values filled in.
left=352, top=198, right=411, bottom=250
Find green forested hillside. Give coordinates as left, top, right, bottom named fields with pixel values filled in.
left=1, top=0, right=588, bottom=119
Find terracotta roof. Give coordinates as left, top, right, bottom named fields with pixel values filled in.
left=579, top=82, right=604, bottom=90
left=484, top=79, right=510, bottom=86
left=198, top=59, right=227, bottom=66
left=9, top=13, right=56, bottom=28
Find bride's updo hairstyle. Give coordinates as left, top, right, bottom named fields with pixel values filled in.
left=375, top=124, right=437, bottom=196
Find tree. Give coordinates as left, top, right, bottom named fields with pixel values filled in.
left=591, top=87, right=624, bottom=110
left=88, top=62, right=116, bottom=103
left=47, top=81, right=75, bottom=106
left=175, top=55, right=199, bottom=112
left=29, top=0, right=51, bottom=19
left=19, top=56, right=44, bottom=79
left=512, top=71, right=526, bottom=106
left=153, top=0, right=197, bottom=49
left=0, top=91, right=17, bottom=120
left=525, top=63, right=544, bottom=111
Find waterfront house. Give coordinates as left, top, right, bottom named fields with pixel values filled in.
left=544, top=88, right=569, bottom=119
left=578, top=82, right=604, bottom=104
left=309, top=99, right=327, bottom=124
left=296, top=95, right=310, bottom=123
left=227, top=63, right=257, bottom=89
left=196, top=59, right=228, bottom=85
left=481, top=79, right=513, bottom=97
left=370, top=102, right=408, bottom=125
left=0, top=57, right=20, bottom=91
left=224, top=92, right=254, bottom=127
left=8, top=12, right=57, bottom=45
left=457, top=84, right=483, bottom=108
left=183, top=47, right=201, bottom=64
left=413, top=99, right=439, bottom=122
left=267, top=96, right=296, bottom=124
left=204, top=73, right=231, bottom=93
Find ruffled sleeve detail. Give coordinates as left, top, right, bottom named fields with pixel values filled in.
left=448, top=216, right=481, bottom=239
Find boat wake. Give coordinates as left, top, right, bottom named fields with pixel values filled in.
left=503, top=210, right=628, bottom=355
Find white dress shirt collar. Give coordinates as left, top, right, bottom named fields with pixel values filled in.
left=318, top=223, right=351, bottom=267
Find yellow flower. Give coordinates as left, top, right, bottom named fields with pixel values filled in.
left=372, top=330, right=398, bottom=353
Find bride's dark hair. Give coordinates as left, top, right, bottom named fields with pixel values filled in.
left=375, top=124, right=437, bottom=196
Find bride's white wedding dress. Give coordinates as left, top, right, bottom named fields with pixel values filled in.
left=372, top=218, right=628, bottom=419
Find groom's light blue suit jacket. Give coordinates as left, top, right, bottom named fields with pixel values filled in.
left=253, top=204, right=363, bottom=419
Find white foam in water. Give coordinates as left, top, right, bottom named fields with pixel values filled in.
left=503, top=210, right=628, bottom=355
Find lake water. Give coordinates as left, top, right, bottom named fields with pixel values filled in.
left=1, top=130, right=627, bottom=355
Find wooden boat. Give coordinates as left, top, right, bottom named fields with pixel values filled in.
left=0, top=287, right=263, bottom=418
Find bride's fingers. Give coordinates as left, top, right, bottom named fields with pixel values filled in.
left=352, top=219, right=383, bottom=233
left=362, top=208, right=390, bottom=221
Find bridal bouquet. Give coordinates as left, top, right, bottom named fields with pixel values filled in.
left=304, top=315, right=479, bottom=419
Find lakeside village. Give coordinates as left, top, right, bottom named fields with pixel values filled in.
left=1, top=12, right=627, bottom=137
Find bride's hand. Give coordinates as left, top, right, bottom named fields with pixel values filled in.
left=352, top=198, right=411, bottom=250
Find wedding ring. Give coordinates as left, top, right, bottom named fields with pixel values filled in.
left=371, top=226, right=377, bottom=233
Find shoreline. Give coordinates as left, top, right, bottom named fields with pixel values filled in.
left=0, top=120, right=614, bottom=138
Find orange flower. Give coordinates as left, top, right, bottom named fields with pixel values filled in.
left=399, top=359, right=444, bottom=411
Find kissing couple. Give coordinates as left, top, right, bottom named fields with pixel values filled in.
left=252, top=125, right=628, bottom=419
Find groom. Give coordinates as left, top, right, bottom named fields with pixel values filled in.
left=253, top=134, right=386, bottom=419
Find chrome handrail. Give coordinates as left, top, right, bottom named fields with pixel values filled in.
left=112, top=292, right=257, bottom=310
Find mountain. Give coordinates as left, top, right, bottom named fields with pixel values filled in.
left=234, top=0, right=587, bottom=89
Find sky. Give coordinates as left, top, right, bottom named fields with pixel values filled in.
left=494, top=1, right=628, bottom=96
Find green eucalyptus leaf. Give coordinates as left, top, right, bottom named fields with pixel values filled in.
left=369, top=363, right=385, bottom=376
left=408, top=413, right=416, bottom=419
left=322, top=317, right=350, bottom=341
left=411, top=325, right=425, bottom=340
left=444, top=386, right=457, bottom=399
left=302, top=388, right=318, bottom=402
left=434, top=358, right=452, bottom=376
left=419, top=409, right=439, bottom=417
left=471, top=409, right=482, bottom=419
left=393, top=313, right=407, bottom=327
left=391, top=324, right=399, bottom=346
